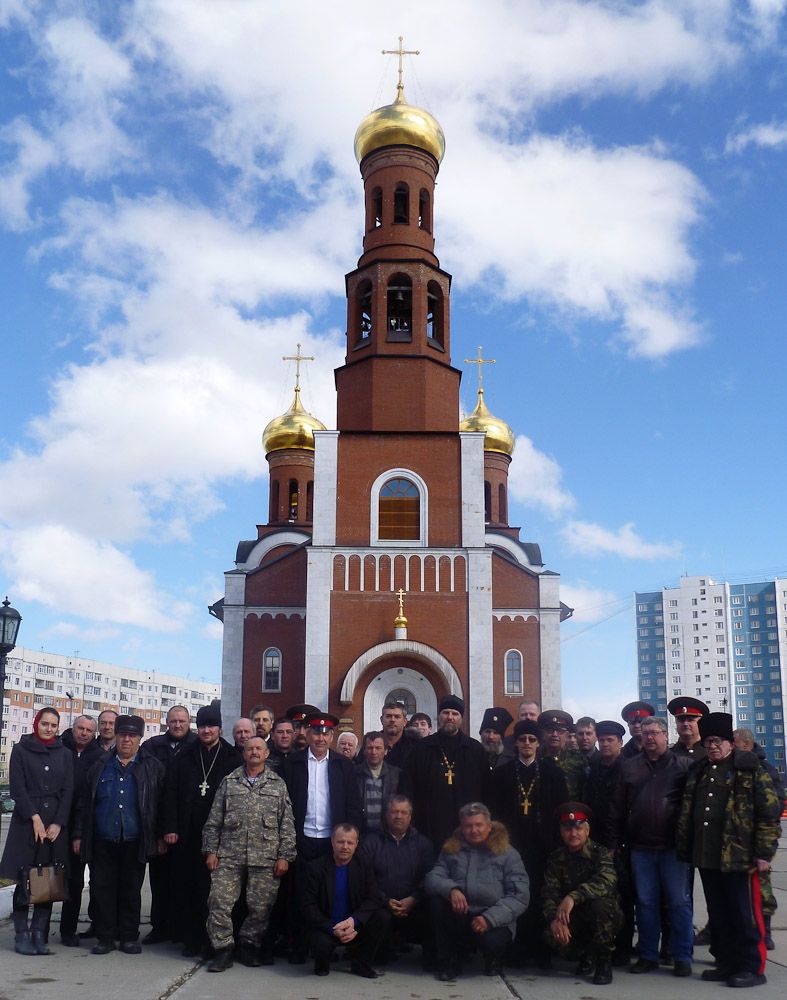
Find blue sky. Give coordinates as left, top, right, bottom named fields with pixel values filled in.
left=1, top=1, right=786, bottom=719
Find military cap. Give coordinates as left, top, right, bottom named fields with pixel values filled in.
left=286, top=704, right=320, bottom=724
left=438, top=694, right=465, bottom=715
left=698, top=712, right=734, bottom=743
left=556, top=801, right=593, bottom=826
left=196, top=704, right=222, bottom=728
left=667, top=696, right=709, bottom=720
left=115, top=714, right=145, bottom=737
left=479, top=707, right=513, bottom=736
left=305, top=712, right=340, bottom=733
left=621, top=701, right=655, bottom=723
left=595, top=720, right=626, bottom=739
left=513, top=719, right=542, bottom=740
left=537, top=709, right=573, bottom=731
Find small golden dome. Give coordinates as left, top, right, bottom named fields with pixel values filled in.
left=262, top=389, right=326, bottom=455
left=354, top=90, right=445, bottom=164
left=460, top=389, right=515, bottom=456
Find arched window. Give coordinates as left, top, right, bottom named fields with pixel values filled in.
left=418, top=188, right=431, bottom=230
left=505, top=650, right=523, bottom=695
left=262, top=647, right=282, bottom=692
left=357, top=280, right=372, bottom=341
left=288, top=479, right=298, bottom=521
left=387, top=273, right=412, bottom=341
left=498, top=483, right=507, bottom=524
left=426, top=280, right=444, bottom=348
left=306, top=480, right=314, bottom=521
left=378, top=478, right=420, bottom=540
left=393, top=182, right=409, bottom=224
left=386, top=687, right=417, bottom=717
left=484, top=481, right=492, bottom=523
left=269, top=479, right=280, bottom=522
left=371, top=186, right=383, bottom=229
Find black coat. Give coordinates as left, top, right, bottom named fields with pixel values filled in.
left=299, top=852, right=386, bottom=933
left=0, top=734, right=74, bottom=879
left=404, top=731, right=490, bottom=851
left=608, top=749, right=689, bottom=851
left=580, top=755, right=624, bottom=849
left=159, top=738, right=242, bottom=842
left=73, top=753, right=165, bottom=864
left=283, top=749, right=363, bottom=838
left=139, top=730, right=198, bottom=765
left=60, top=729, right=108, bottom=827
left=489, top=755, right=568, bottom=857
left=359, top=825, right=434, bottom=901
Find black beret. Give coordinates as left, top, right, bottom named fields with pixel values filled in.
left=479, top=707, right=513, bottom=736
left=196, top=705, right=222, bottom=728
left=698, top=712, right=734, bottom=742
left=438, top=695, right=465, bottom=715
left=115, top=714, right=145, bottom=737
left=595, top=720, right=626, bottom=739
left=513, top=720, right=542, bottom=740
left=537, top=709, right=573, bottom=730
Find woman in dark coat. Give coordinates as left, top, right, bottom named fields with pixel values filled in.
left=0, top=708, right=73, bottom=954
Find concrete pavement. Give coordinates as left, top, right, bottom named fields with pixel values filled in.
left=1, top=837, right=785, bottom=1000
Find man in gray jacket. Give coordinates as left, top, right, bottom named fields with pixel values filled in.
left=425, top=801, right=529, bottom=980
left=202, top=737, right=297, bottom=972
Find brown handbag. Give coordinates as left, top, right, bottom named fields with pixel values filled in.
left=19, top=843, right=67, bottom=905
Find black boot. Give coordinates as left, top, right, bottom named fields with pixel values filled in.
left=13, top=910, right=37, bottom=956
left=207, top=947, right=234, bottom=973
left=593, top=955, right=613, bottom=985
left=30, top=907, right=53, bottom=955
left=764, top=916, right=775, bottom=952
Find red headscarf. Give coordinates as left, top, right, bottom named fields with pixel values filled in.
left=32, top=708, right=60, bottom=746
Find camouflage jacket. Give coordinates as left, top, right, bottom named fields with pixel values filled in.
left=542, top=840, right=618, bottom=922
left=676, top=749, right=782, bottom=872
left=541, top=748, right=588, bottom=799
left=202, top=765, right=297, bottom=866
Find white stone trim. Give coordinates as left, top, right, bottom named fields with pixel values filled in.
left=493, top=609, right=540, bottom=621
left=220, top=572, right=246, bottom=725
left=238, top=531, right=311, bottom=570
left=244, top=607, right=306, bottom=619
left=332, top=550, right=467, bottom=593
left=538, top=572, right=562, bottom=707
left=312, top=430, right=339, bottom=546
left=304, top=548, right=333, bottom=709
left=466, top=548, right=494, bottom=736
left=340, top=639, right=462, bottom=704
left=460, top=432, right=486, bottom=548
left=369, top=468, right=429, bottom=547
left=485, top=531, right=543, bottom=571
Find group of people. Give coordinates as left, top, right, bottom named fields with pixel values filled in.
left=1, top=691, right=783, bottom=988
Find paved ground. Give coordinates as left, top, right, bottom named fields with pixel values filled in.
left=1, top=837, right=785, bottom=1000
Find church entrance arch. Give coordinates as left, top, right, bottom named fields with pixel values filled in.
left=363, top=667, right=437, bottom=733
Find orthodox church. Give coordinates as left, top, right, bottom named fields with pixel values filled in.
left=213, top=69, right=572, bottom=736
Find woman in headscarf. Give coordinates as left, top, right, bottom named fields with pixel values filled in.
left=0, top=707, right=73, bottom=954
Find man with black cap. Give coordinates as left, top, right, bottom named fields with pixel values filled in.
left=668, top=696, right=708, bottom=759
left=160, top=705, right=241, bottom=956
left=542, top=802, right=622, bottom=986
left=285, top=704, right=320, bottom=752
left=490, top=718, right=567, bottom=967
left=537, top=709, right=587, bottom=798
left=676, top=712, right=782, bottom=988
left=620, top=701, right=655, bottom=758
left=72, top=715, right=166, bottom=955
left=479, top=707, right=514, bottom=770
left=405, top=695, right=490, bottom=854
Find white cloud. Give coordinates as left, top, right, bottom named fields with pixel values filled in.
left=0, top=526, right=191, bottom=631
left=508, top=434, right=576, bottom=516
left=559, top=583, right=620, bottom=623
left=726, top=121, right=787, bottom=154
left=562, top=519, right=681, bottom=559
left=48, top=622, right=122, bottom=643
left=0, top=119, right=57, bottom=230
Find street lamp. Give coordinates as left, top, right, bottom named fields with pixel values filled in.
left=0, top=596, right=22, bottom=794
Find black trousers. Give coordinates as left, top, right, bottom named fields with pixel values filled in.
left=147, top=850, right=176, bottom=937
left=513, top=846, right=550, bottom=964
left=290, top=837, right=332, bottom=955
left=60, top=853, right=93, bottom=937
left=171, top=839, right=211, bottom=948
left=91, top=839, right=146, bottom=943
left=700, top=868, right=767, bottom=976
left=430, top=895, right=512, bottom=967
left=308, top=907, right=390, bottom=965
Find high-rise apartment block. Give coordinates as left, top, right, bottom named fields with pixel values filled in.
left=635, top=576, right=787, bottom=778
left=0, top=646, right=221, bottom=782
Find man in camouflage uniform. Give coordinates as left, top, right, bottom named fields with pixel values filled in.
left=202, top=736, right=296, bottom=972
left=537, top=710, right=588, bottom=798
left=677, top=713, right=782, bottom=989
left=542, top=802, right=622, bottom=986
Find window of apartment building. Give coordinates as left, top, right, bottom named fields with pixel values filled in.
left=714, top=596, right=722, bottom=603
left=656, top=652, right=665, bottom=660
left=750, top=607, right=759, bottom=616
left=719, top=686, right=727, bottom=693
left=731, top=596, right=742, bottom=605
left=766, top=605, right=775, bottom=614
left=715, top=610, right=723, bottom=617
left=716, top=647, right=725, bottom=655
left=638, top=628, right=649, bottom=637
left=669, top=612, right=678, bottom=620
left=669, top=600, right=678, bottom=607
left=767, top=619, right=776, bottom=627
left=671, top=638, right=680, bottom=645
left=637, top=603, right=648, bottom=612
left=693, top=623, right=699, bottom=631
left=672, top=650, right=681, bottom=658
left=733, top=622, right=742, bottom=629
left=670, top=625, right=679, bottom=633
left=732, top=609, right=743, bottom=617
left=751, top=633, right=760, bottom=641
left=737, top=686, right=747, bottom=695
left=691, top=599, right=698, bottom=606
left=694, top=637, right=700, bottom=645
left=672, top=663, right=681, bottom=670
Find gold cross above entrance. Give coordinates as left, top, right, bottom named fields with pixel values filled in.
left=282, top=343, right=315, bottom=392
left=396, top=588, right=406, bottom=617
left=464, top=345, right=496, bottom=391
left=382, top=36, right=420, bottom=102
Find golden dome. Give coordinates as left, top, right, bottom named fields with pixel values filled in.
left=262, top=389, right=326, bottom=455
left=354, top=90, right=445, bottom=164
left=459, top=389, right=515, bottom=456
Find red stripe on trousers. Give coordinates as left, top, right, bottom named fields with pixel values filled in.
left=749, top=868, right=767, bottom=976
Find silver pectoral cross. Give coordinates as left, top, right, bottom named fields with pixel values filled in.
left=199, top=780, right=209, bottom=797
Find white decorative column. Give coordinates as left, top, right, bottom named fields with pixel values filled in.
left=466, top=548, right=494, bottom=736
left=304, top=547, right=333, bottom=710
left=538, top=571, right=562, bottom=708
left=220, top=571, right=246, bottom=724
left=459, top=432, right=486, bottom=547
left=312, top=430, right=339, bottom=546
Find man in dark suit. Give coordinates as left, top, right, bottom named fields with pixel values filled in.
left=300, top=823, right=389, bottom=978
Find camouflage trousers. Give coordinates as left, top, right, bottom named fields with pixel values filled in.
left=206, top=863, right=280, bottom=950
left=544, top=896, right=623, bottom=959
left=760, top=869, right=777, bottom=918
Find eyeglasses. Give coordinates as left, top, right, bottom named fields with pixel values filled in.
left=701, top=737, right=727, bottom=749
left=517, top=736, right=540, bottom=743
left=543, top=726, right=567, bottom=734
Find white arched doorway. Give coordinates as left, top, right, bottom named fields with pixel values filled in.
left=363, top=666, right=438, bottom=734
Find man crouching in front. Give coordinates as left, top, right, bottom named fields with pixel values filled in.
left=424, top=802, right=529, bottom=980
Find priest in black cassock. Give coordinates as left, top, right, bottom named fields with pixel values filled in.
left=490, top=719, right=568, bottom=967
left=160, top=705, right=241, bottom=956
left=404, top=695, right=489, bottom=854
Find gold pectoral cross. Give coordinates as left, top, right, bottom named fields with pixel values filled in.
left=446, top=766, right=454, bottom=786
left=522, top=799, right=530, bottom=816
left=199, top=780, right=209, bottom=797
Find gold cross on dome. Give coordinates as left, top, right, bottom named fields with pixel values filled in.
left=282, top=343, right=315, bottom=392
left=464, top=345, right=496, bottom=391
left=382, top=36, right=420, bottom=103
